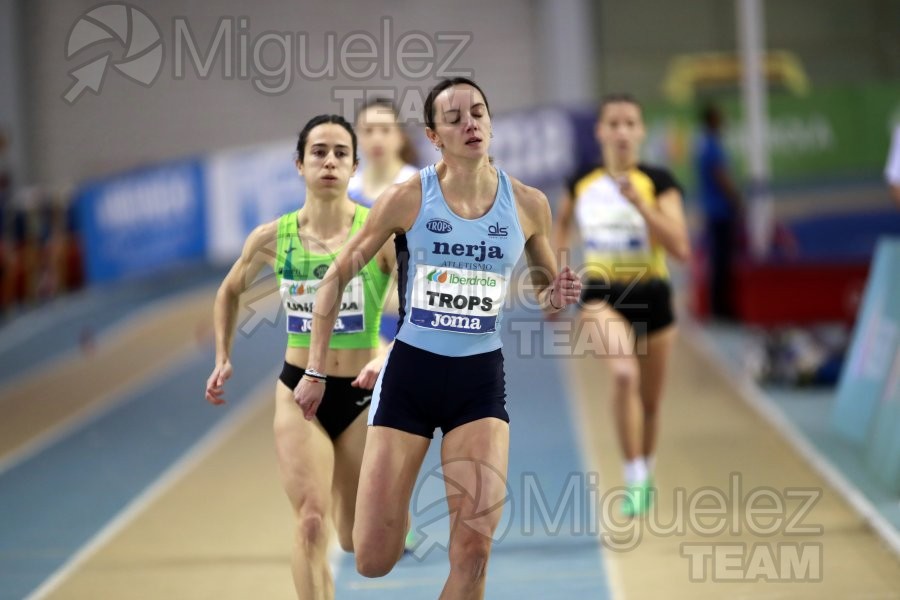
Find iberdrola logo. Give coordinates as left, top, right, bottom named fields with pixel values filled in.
left=289, top=283, right=305, bottom=296
left=427, top=270, right=449, bottom=283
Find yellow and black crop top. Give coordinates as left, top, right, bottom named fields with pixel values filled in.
left=568, top=163, right=681, bottom=283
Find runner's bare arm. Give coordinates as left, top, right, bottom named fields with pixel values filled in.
left=651, top=188, right=691, bottom=261
left=619, top=180, right=691, bottom=262
left=306, top=178, right=420, bottom=373
left=552, top=188, right=576, bottom=258
left=375, top=227, right=398, bottom=275
left=513, top=179, right=581, bottom=312
left=353, top=210, right=401, bottom=391
left=206, top=221, right=277, bottom=404
left=213, top=222, right=277, bottom=362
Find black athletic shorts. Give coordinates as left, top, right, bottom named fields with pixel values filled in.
left=278, top=362, right=371, bottom=440
left=579, top=278, right=675, bottom=336
left=369, top=340, right=509, bottom=439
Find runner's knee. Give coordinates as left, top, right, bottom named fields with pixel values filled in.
left=355, top=543, right=398, bottom=578
left=296, top=508, right=328, bottom=550
left=449, top=531, right=491, bottom=582
left=611, top=358, right=639, bottom=395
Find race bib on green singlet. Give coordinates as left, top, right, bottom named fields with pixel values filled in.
left=280, top=275, right=365, bottom=334
left=409, top=265, right=506, bottom=334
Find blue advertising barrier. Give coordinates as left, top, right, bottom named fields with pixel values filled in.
left=76, top=160, right=207, bottom=284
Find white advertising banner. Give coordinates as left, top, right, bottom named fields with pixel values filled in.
left=205, top=140, right=306, bottom=264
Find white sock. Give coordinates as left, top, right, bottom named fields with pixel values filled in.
left=646, top=455, right=656, bottom=475
left=624, top=458, right=648, bottom=486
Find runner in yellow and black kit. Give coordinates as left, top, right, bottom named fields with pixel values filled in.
left=553, top=93, right=691, bottom=516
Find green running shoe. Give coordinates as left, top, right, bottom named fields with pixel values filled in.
left=403, top=528, right=417, bottom=554
left=621, top=478, right=654, bottom=517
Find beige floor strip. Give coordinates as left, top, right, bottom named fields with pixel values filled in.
left=37, top=380, right=300, bottom=600
left=0, top=287, right=216, bottom=468
left=565, top=333, right=900, bottom=599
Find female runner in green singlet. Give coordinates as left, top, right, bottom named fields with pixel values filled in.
left=204, top=114, right=394, bottom=600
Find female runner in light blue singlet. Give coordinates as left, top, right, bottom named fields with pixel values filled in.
left=295, top=78, right=582, bottom=599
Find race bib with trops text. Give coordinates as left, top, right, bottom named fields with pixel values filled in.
left=281, top=275, right=365, bottom=334
left=409, top=265, right=507, bottom=334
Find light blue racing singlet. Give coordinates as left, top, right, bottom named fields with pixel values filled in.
left=394, top=165, right=526, bottom=357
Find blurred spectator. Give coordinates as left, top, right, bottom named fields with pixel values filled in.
left=0, top=126, right=84, bottom=317
left=0, top=185, right=84, bottom=316
left=14, top=191, right=41, bottom=306
left=886, top=124, right=900, bottom=208
left=62, top=201, right=84, bottom=292
left=695, top=103, right=743, bottom=320
left=0, top=129, right=9, bottom=200
left=0, top=129, right=12, bottom=312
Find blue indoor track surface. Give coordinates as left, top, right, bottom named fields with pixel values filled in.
left=0, top=278, right=611, bottom=599
left=0, top=264, right=225, bottom=386
left=0, top=276, right=281, bottom=600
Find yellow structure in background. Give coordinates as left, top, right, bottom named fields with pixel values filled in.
left=663, top=51, right=810, bottom=104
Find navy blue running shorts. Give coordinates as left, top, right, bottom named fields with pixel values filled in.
left=369, top=340, right=509, bottom=439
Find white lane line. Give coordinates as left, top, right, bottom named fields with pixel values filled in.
left=683, top=323, right=900, bottom=559
left=560, top=358, right=628, bottom=600
left=0, top=285, right=214, bottom=391
left=23, top=375, right=275, bottom=600
left=0, top=342, right=201, bottom=476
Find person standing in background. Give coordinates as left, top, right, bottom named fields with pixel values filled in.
left=695, top=103, right=743, bottom=320
left=349, top=98, right=419, bottom=208
left=0, top=129, right=12, bottom=312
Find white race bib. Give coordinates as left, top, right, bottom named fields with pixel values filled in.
left=281, top=275, right=365, bottom=334
left=408, top=265, right=506, bottom=334
left=577, top=177, right=650, bottom=255
left=583, top=213, right=649, bottom=254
